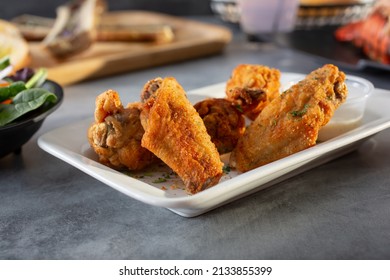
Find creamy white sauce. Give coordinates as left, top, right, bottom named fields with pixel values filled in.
left=318, top=116, right=362, bottom=142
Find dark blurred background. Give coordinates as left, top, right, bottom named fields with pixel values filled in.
left=1, top=0, right=214, bottom=20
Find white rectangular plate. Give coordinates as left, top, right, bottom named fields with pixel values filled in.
left=38, top=73, right=390, bottom=217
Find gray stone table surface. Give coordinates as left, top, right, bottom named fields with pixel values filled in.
left=1, top=17, right=390, bottom=259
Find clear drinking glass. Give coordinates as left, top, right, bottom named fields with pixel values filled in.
left=238, top=0, right=300, bottom=35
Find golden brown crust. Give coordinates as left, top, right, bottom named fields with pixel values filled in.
left=140, top=77, right=224, bottom=194
left=225, top=64, right=281, bottom=120
left=194, top=98, right=245, bottom=154
left=88, top=89, right=157, bottom=171
left=230, top=64, right=348, bottom=172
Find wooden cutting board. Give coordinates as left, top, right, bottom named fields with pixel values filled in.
left=28, top=11, right=232, bottom=86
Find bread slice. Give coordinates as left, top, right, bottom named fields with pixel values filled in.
left=0, top=19, right=30, bottom=71
left=42, top=0, right=105, bottom=58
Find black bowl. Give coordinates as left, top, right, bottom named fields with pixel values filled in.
left=0, top=80, right=64, bottom=158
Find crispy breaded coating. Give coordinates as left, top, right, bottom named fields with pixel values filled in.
left=140, top=77, right=224, bottom=194
left=226, top=64, right=281, bottom=120
left=230, top=64, right=348, bottom=172
left=88, top=89, right=157, bottom=170
left=194, top=98, right=246, bottom=154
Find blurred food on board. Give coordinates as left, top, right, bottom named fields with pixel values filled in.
left=1, top=0, right=234, bottom=85
left=5, top=0, right=175, bottom=59
left=41, top=0, right=106, bottom=58
left=11, top=5, right=175, bottom=45
left=0, top=19, right=30, bottom=71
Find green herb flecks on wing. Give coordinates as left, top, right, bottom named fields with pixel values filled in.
left=0, top=88, right=57, bottom=126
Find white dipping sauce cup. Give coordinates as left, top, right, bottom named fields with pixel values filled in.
left=318, top=76, right=374, bottom=141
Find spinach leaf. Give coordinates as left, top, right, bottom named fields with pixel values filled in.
left=0, top=88, right=57, bottom=126
left=0, top=81, right=26, bottom=102
left=0, top=56, right=10, bottom=70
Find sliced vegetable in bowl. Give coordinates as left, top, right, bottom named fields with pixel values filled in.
left=0, top=87, right=58, bottom=126
left=0, top=58, right=63, bottom=158
left=0, top=56, right=13, bottom=80
left=0, top=59, right=58, bottom=127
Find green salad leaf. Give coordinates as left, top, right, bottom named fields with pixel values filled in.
left=0, top=88, right=57, bottom=126
left=0, top=56, right=11, bottom=70
left=0, top=81, right=26, bottom=102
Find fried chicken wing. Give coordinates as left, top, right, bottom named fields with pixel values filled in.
left=226, top=64, right=281, bottom=120
left=140, top=77, right=224, bottom=194
left=194, top=98, right=246, bottom=154
left=230, top=64, right=348, bottom=172
left=88, top=89, right=157, bottom=170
